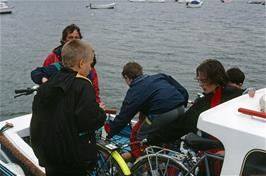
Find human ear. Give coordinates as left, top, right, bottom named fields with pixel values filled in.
left=79, top=59, right=84, bottom=68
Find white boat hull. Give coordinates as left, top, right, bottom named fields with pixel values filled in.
left=0, top=8, right=12, bottom=14
left=175, top=0, right=189, bottom=3
left=88, top=2, right=116, bottom=9
left=0, top=2, right=13, bottom=14
left=147, top=0, right=166, bottom=3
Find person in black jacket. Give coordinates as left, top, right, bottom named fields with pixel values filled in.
left=147, top=59, right=243, bottom=176
left=105, top=61, right=189, bottom=141
left=30, top=39, right=106, bottom=176
left=147, top=59, right=243, bottom=145
left=226, top=67, right=245, bottom=89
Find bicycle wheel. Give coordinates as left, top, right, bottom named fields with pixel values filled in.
left=88, top=143, right=129, bottom=176
left=131, top=154, right=189, bottom=176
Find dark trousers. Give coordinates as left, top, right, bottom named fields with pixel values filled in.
left=137, top=105, right=185, bottom=140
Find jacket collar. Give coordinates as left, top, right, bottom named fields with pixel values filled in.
left=130, top=75, right=148, bottom=87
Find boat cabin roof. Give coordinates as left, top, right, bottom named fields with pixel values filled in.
left=198, top=88, right=266, bottom=175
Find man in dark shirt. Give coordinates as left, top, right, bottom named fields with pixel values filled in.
left=105, top=61, right=188, bottom=141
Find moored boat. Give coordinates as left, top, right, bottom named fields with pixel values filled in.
left=186, top=0, right=203, bottom=8
left=146, top=0, right=166, bottom=3
left=0, top=2, right=13, bottom=14
left=175, top=0, right=188, bottom=3
left=220, top=0, right=232, bottom=3
left=247, top=0, right=265, bottom=4
left=87, top=2, right=116, bottom=9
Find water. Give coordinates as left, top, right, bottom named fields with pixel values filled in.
left=0, top=0, right=265, bottom=121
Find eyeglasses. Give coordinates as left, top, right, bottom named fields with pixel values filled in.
left=195, top=77, right=209, bottom=84
left=66, top=36, right=80, bottom=40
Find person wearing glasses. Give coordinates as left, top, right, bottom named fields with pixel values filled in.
left=147, top=59, right=243, bottom=176
left=148, top=59, right=243, bottom=145
left=31, top=24, right=104, bottom=106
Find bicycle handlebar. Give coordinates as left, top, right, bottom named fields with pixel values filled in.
left=14, top=86, right=39, bottom=98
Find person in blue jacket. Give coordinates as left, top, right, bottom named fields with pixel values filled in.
left=105, top=61, right=188, bottom=140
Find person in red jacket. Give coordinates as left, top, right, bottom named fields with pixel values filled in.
left=42, top=24, right=82, bottom=67
left=40, top=24, right=103, bottom=105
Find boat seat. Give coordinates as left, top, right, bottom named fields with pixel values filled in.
left=184, top=133, right=223, bottom=151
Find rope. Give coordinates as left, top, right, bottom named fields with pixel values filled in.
left=0, top=124, right=45, bottom=176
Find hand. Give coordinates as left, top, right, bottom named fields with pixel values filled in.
left=104, top=122, right=111, bottom=134
left=42, top=77, right=48, bottom=83
left=248, top=88, right=256, bottom=98
left=140, top=138, right=148, bottom=146
left=99, top=102, right=106, bottom=110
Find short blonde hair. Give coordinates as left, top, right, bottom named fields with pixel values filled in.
left=62, top=39, right=94, bottom=68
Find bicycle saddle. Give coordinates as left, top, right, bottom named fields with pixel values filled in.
left=184, top=133, right=223, bottom=151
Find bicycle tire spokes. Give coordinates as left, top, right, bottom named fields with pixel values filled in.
left=132, top=155, right=189, bottom=176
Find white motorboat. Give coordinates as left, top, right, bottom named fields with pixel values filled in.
left=247, top=0, right=265, bottom=4
left=0, top=2, right=13, bottom=14
left=175, top=0, right=189, bottom=3
left=146, top=0, right=166, bottom=3
left=87, top=2, right=116, bottom=9
left=128, top=0, right=146, bottom=2
left=198, top=88, right=266, bottom=175
left=186, top=0, right=203, bottom=8
left=220, top=0, right=232, bottom=3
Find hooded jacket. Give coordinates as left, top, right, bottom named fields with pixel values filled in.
left=30, top=67, right=106, bottom=168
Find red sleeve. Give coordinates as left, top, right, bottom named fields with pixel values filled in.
left=42, top=53, right=60, bottom=67
left=130, top=120, right=142, bottom=158
left=91, top=67, right=101, bottom=103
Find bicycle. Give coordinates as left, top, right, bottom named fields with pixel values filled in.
left=88, top=109, right=133, bottom=176
left=131, top=132, right=224, bottom=176
left=14, top=86, right=133, bottom=176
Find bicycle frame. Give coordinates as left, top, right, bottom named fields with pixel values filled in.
left=132, top=143, right=224, bottom=176
left=203, top=152, right=224, bottom=176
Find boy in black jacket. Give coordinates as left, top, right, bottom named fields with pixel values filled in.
left=30, top=39, right=106, bottom=176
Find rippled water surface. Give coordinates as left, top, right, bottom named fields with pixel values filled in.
left=0, top=0, right=265, bottom=120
